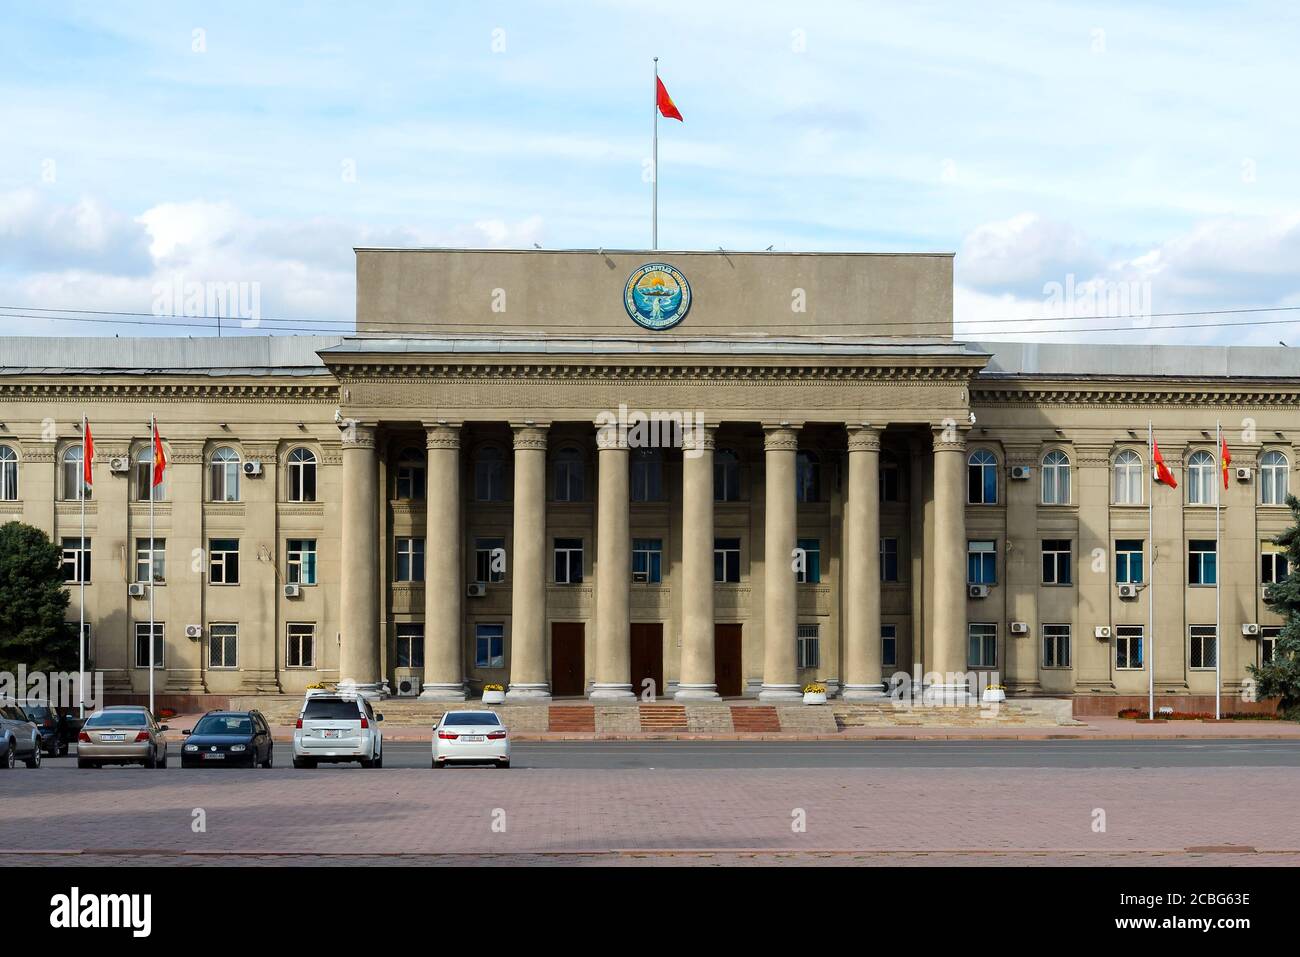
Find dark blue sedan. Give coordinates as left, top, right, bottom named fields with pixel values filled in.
left=180, top=710, right=274, bottom=768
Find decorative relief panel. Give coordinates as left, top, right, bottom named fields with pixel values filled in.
left=547, top=583, right=593, bottom=615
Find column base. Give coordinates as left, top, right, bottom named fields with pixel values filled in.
left=336, top=679, right=386, bottom=701
left=505, top=683, right=552, bottom=703
left=674, top=683, right=719, bottom=700
left=758, top=683, right=803, bottom=701
left=418, top=682, right=467, bottom=702
left=841, top=683, right=887, bottom=701
left=588, top=682, right=636, bottom=702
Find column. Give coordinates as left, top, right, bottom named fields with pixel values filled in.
left=928, top=424, right=969, bottom=698
left=506, top=425, right=550, bottom=701
left=676, top=425, right=718, bottom=699
left=760, top=426, right=801, bottom=700
left=339, top=423, right=381, bottom=695
left=420, top=423, right=466, bottom=700
left=590, top=426, right=634, bottom=700
left=843, top=425, right=885, bottom=699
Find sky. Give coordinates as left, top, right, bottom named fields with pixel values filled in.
left=0, top=0, right=1297, bottom=344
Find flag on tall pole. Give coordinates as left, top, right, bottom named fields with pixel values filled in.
left=148, top=416, right=167, bottom=718
left=1147, top=422, right=1156, bottom=719
left=652, top=59, right=683, bottom=251
left=1215, top=422, right=1225, bottom=720
left=79, top=416, right=93, bottom=718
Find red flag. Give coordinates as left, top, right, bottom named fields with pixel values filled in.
left=151, top=419, right=167, bottom=488
left=656, top=76, right=683, bottom=121
left=1152, top=438, right=1178, bottom=488
left=1220, top=436, right=1232, bottom=490
left=82, top=419, right=94, bottom=487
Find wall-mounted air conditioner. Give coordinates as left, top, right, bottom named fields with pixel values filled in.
left=968, top=584, right=990, bottom=599
left=184, top=624, right=203, bottom=639
left=1242, top=623, right=1260, bottom=637
left=1235, top=467, right=1252, bottom=482
left=109, top=456, right=130, bottom=473
left=1009, top=621, right=1029, bottom=635
left=1010, top=466, right=1032, bottom=481
left=242, top=460, right=263, bottom=476
left=394, top=673, right=422, bottom=696
left=466, top=582, right=487, bottom=598
left=1117, top=583, right=1139, bottom=599
left=1094, top=625, right=1112, bottom=640
left=283, top=583, right=301, bottom=598
left=127, top=583, right=146, bottom=598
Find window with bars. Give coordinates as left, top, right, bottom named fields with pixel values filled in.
left=286, top=623, right=315, bottom=668
left=1189, top=625, right=1217, bottom=669
left=208, top=623, right=238, bottom=669
left=1042, top=624, right=1071, bottom=668
left=796, top=624, right=820, bottom=669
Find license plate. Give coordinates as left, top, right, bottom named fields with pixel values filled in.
left=202, top=752, right=225, bottom=760
left=323, top=729, right=341, bottom=739
left=100, top=734, right=125, bottom=742
left=460, top=735, right=485, bottom=742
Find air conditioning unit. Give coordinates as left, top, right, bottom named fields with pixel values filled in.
left=394, top=674, right=422, bottom=697
left=127, top=583, right=146, bottom=598
left=1235, top=467, right=1252, bottom=482
left=242, top=460, right=263, bottom=476
left=1010, top=466, right=1032, bottom=481
left=109, top=456, right=130, bottom=474
left=283, top=583, right=301, bottom=598
left=1263, top=586, right=1275, bottom=605
left=1117, top=583, right=1139, bottom=599
left=1009, top=621, right=1029, bottom=635
left=1242, top=623, right=1261, bottom=637
left=968, top=584, right=990, bottom=599
left=466, top=582, right=487, bottom=598
left=1094, top=625, right=1113, bottom=640
left=184, top=624, right=203, bottom=640
left=632, top=571, right=649, bottom=583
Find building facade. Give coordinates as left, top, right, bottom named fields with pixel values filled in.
left=0, top=249, right=1294, bottom=707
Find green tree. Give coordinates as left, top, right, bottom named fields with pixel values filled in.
left=0, top=521, right=76, bottom=674
left=1250, top=494, right=1300, bottom=718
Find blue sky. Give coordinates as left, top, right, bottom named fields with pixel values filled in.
left=1, top=0, right=1297, bottom=343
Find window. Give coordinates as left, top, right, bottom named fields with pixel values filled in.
left=796, top=623, right=820, bottom=668
left=135, top=538, right=166, bottom=584
left=1116, top=539, right=1144, bottom=584
left=286, top=623, right=315, bottom=668
left=554, top=538, right=583, bottom=584
left=1041, top=450, right=1071, bottom=504
left=1189, top=625, right=1217, bottom=669
left=881, top=623, right=897, bottom=668
left=395, top=448, right=426, bottom=500
left=796, top=451, right=820, bottom=503
left=395, top=537, right=425, bottom=582
left=1113, top=450, right=1143, bottom=505
left=1187, top=450, right=1216, bottom=505
left=135, top=446, right=164, bottom=501
left=134, top=622, right=164, bottom=669
left=61, top=445, right=89, bottom=501
left=475, top=623, right=505, bottom=668
left=968, top=623, right=997, bottom=668
left=209, top=538, right=240, bottom=585
left=61, top=537, right=91, bottom=583
left=210, top=447, right=241, bottom=502
left=1041, top=539, right=1072, bottom=585
left=287, top=448, right=317, bottom=502
left=714, top=537, right=740, bottom=583
left=1261, top=544, right=1289, bottom=585
left=208, top=623, right=238, bottom=669
left=1042, top=624, right=1071, bottom=668
left=1188, top=539, right=1217, bottom=586
left=0, top=445, right=16, bottom=500
left=880, top=456, right=902, bottom=502
left=287, top=539, right=317, bottom=585
left=967, top=540, right=997, bottom=585
left=631, top=448, right=663, bottom=502
left=967, top=449, right=998, bottom=504
left=474, top=446, right=506, bottom=502
left=396, top=623, right=425, bottom=668
left=880, top=537, right=900, bottom=582
left=1261, top=626, right=1280, bottom=665
left=714, top=449, right=740, bottom=502
left=796, top=538, right=821, bottom=584
left=1260, top=450, right=1289, bottom=505
left=632, top=538, right=662, bottom=584
left=553, top=446, right=584, bottom=502
left=1116, top=626, right=1144, bottom=670
left=474, top=537, right=506, bottom=584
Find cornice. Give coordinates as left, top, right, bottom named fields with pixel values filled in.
left=972, top=384, right=1300, bottom=408
left=329, top=361, right=981, bottom=384
left=0, top=380, right=339, bottom=404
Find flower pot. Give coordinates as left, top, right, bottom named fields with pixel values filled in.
left=981, top=688, right=1006, bottom=703
left=482, top=690, right=506, bottom=705
left=803, top=691, right=827, bottom=705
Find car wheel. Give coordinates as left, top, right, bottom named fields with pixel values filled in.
left=25, top=743, right=42, bottom=769
left=2, top=740, right=14, bottom=769
left=144, top=747, right=157, bottom=769
left=158, top=752, right=168, bottom=769
left=263, top=749, right=273, bottom=769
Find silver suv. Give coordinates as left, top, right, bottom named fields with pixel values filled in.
left=291, top=691, right=383, bottom=769
left=0, top=701, right=42, bottom=769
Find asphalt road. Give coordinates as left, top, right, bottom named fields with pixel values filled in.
left=33, top=738, right=1300, bottom=771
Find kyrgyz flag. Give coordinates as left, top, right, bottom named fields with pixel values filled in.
left=1221, top=436, right=1232, bottom=489
left=1152, top=438, right=1178, bottom=488
left=656, top=76, right=683, bottom=121
left=82, top=418, right=94, bottom=486
left=151, top=419, right=167, bottom=488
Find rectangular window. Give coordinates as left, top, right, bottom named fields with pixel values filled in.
left=967, top=540, right=997, bottom=585
left=1189, top=625, right=1217, bottom=669
left=61, top=536, right=91, bottom=583
left=968, top=622, right=997, bottom=668
left=714, top=537, right=741, bottom=583
left=554, top=538, right=583, bottom=585
left=796, top=538, right=821, bottom=584
left=879, top=460, right=901, bottom=502
left=395, top=537, right=425, bottom=582
left=395, top=623, right=425, bottom=668
left=134, top=538, right=166, bottom=584
left=286, top=623, right=315, bottom=668
left=209, top=538, right=240, bottom=585
left=1188, top=540, right=1217, bottom=586
left=632, top=538, right=663, bottom=584
left=287, top=539, right=317, bottom=585
left=1041, top=539, right=1072, bottom=585
left=208, top=623, right=238, bottom=669
left=1115, top=539, right=1144, bottom=584
left=1115, top=626, right=1144, bottom=670
left=134, top=622, right=164, bottom=669
left=474, top=537, right=506, bottom=584
left=1042, top=623, right=1071, bottom=668
left=1261, top=626, right=1280, bottom=665
left=796, top=623, right=820, bottom=669
left=475, top=623, right=505, bottom=668
left=880, top=537, right=900, bottom=583
left=881, top=623, right=897, bottom=668
left=1261, top=545, right=1289, bottom=584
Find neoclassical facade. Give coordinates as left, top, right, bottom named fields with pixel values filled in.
left=0, top=249, right=1294, bottom=707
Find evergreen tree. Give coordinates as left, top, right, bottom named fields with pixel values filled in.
left=0, top=521, right=76, bottom=674
left=1250, top=494, right=1300, bottom=718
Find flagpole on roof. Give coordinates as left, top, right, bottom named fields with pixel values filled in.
left=1215, top=419, right=1222, bottom=720
left=1148, top=420, right=1155, bottom=721
left=652, top=56, right=659, bottom=251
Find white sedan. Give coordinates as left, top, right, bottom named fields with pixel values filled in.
left=433, top=710, right=510, bottom=769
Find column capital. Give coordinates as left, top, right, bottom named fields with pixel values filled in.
left=762, top=425, right=800, bottom=452
left=340, top=423, right=377, bottom=449
left=511, top=424, right=549, bottom=452
left=846, top=425, right=882, bottom=453
left=931, top=424, right=968, bottom=453
left=595, top=427, right=628, bottom=452
left=423, top=423, right=461, bottom=451
left=682, top=424, right=716, bottom=453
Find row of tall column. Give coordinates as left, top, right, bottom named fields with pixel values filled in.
left=336, top=420, right=971, bottom=700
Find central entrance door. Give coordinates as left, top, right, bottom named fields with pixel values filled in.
left=550, top=622, right=585, bottom=697
left=629, top=622, right=664, bottom=699
left=714, top=623, right=743, bottom=697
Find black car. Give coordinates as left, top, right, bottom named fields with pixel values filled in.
left=16, top=701, right=69, bottom=757
left=180, top=710, right=273, bottom=768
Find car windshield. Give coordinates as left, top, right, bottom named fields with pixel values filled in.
left=22, top=705, right=53, bottom=721
left=193, top=715, right=253, bottom=735
left=302, top=699, right=360, bottom=721
left=86, top=711, right=148, bottom=728
left=444, top=712, right=500, bottom=726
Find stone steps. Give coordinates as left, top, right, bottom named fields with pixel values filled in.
left=730, top=705, right=781, bottom=732
left=548, top=705, right=595, bottom=732
left=638, top=704, right=688, bottom=731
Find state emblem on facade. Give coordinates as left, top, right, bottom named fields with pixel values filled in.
left=624, top=262, right=691, bottom=330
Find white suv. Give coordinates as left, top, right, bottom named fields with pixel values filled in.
left=292, top=691, right=384, bottom=769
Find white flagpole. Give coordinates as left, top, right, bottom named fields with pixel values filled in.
left=79, top=415, right=87, bottom=719
left=1147, top=421, right=1155, bottom=720
left=1215, top=420, right=1222, bottom=720
left=148, top=415, right=156, bottom=718
left=652, top=56, right=659, bottom=251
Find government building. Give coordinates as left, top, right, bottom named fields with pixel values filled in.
left=1, top=249, right=1294, bottom=712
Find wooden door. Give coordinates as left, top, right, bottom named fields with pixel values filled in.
left=714, top=624, right=743, bottom=697
left=550, top=622, right=585, bottom=697
left=629, top=623, right=664, bottom=699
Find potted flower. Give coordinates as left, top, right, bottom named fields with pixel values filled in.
left=482, top=683, right=506, bottom=705
left=802, top=683, right=827, bottom=705
left=982, top=684, right=1006, bottom=703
